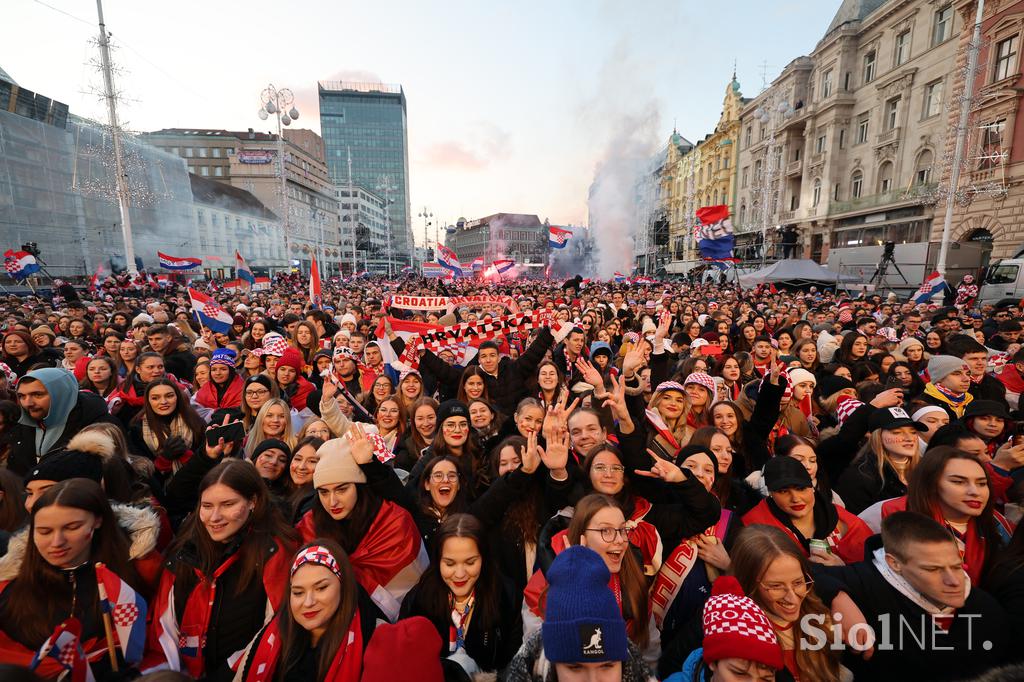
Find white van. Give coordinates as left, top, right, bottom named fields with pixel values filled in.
left=980, top=257, right=1024, bottom=305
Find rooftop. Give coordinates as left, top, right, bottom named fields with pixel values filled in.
left=825, top=0, right=888, bottom=34
left=318, top=81, right=404, bottom=95
left=188, top=173, right=279, bottom=221
left=465, top=213, right=543, bottom=229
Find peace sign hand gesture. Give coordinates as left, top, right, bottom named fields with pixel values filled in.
left=347, top=423, right=375, bottom=465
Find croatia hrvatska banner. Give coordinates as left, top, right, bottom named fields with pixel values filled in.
left=381, top=294, right=521, bottom=313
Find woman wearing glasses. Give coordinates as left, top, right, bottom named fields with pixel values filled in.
left=407, top=400, right=488, bottom=500
left=730, top=525, right=841, bottom=682
left=240, top=374, right=276, bottom=431
left=524, top=493, right=659, bottom=665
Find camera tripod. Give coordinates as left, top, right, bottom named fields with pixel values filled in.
left=870, top=247, right=908, bottom=287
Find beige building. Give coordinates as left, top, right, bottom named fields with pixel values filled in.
left=729, top=0, right=973, bottom=284
left=143, top=127, right=344, bottom=275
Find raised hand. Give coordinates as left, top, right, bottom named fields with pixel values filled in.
left=622, top=340, right=649, bottom=377
left=539, top=427, right=570, bottom=477
left=347, top=423, right=375, bottom=464
left=695, top=535, right=730, bottom=570
left=321, top=372, right=339, bottom=399
left=634, top=451, right=685, bottom=482
left=769, top=357, right=782, bottom=385
left=205, top=414, right=236, bottom=460
left=521, top=430, right=541, bottom=475
left=654, top=311, right=672, bottom=342
left=601, top=375, right=629, bottom=422
left=575, top=357, right=605, bottom=391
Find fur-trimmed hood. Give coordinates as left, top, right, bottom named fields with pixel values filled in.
left=0, top=503, right=160, bottom=582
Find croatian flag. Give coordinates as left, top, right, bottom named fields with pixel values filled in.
left=470, top=257, right=484, bottom=272
left=29, top=618, right=94, bottom=682
left=96, top=563, right=147, bottom=665
left=88, top=261, right=107, bottom=292
left=912, top=271, right=947, bottom=304
left=4, top=250, right=40, bottom=280
left=158, top=252, right=202, bottom=271
left=549, top=225, right=573, bottom=249
left=493, top=259, right=515, bottom=274
left=694, top=205, right=736, bottom=261
left=401, top=265, right=413, bottom=274
left=310, top=258, right=322, bottom=307
left=613, top=272, right=627, bottom=283
left=436, top=244, right=463, bottom=276
left=635, top=276, right=656, bottom=284
left=235, top=251, right=255, bottom=287
left=187, top=287, right=233, bottom=334
left=422, top=262, right=445, bottom=278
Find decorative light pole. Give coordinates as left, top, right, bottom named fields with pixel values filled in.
left=376, top=174, right=396, bottom=276
left=418, top=207, right=433, bottom=268
left=752, top=94, right=794, bottom=267
left=257, top=85, right=299, bottom=272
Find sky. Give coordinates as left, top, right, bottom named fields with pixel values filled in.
left=5, top=0, right=842, bottom=245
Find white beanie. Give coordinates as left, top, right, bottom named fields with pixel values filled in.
left=788, top=368, right=817, bottom=388
left=313, top=438, right=367, bottom=488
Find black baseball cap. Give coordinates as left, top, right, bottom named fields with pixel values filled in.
left=868, top=406, right=927, bottom=432
left=763, top=455, right=813, bottom=492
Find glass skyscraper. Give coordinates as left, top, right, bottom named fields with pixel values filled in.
left=318, top=82, right=412, bottom=266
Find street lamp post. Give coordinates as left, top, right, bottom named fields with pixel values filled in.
left=418, top=207, right=433, bottom=270
left=257, top=85, right=299, bottom=273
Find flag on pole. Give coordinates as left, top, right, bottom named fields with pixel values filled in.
left=436, top=244, right=463, bottom=276
left=4, top=250, right=40, bottom=280
left=310, top=259, right=322, bottom=307
left=548, top=226, right=573, bottom=249
left=235, top=251, right=255, bottom=287
left=470, top=257, right=484, bottom=272
left=95, top=563, right=147, bottom=665
left=492, top=259, right=516, bottom=274
left=157, top=252, right=202, bottom=271
left=29, top=618, right=95, bottom=682
left=694, top=205, right=736, bottom=261
left=421, top=262, right=445, bottom=278
left=400, top=265, right=414, bottom=274
left=613, top=272, right=627, bottom=283
left=911, top=271, right=948, bottom=304
left=187, top=288, right=233, bottom=334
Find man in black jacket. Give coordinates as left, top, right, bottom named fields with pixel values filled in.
left=946, top=334, right=1009, bottom=407
left=813, top=512, right=1009, bottom=681
left=146, top=323, right=197, bottom=383
left=6, top=367, right=119, bottom=475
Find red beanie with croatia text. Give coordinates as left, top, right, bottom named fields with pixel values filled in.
left=701, top=575, right=784, bottom=670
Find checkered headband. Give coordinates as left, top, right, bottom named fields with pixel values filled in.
left=291, top=544, right=344, bottom=580
left=261, top=334, right=289, bottom=357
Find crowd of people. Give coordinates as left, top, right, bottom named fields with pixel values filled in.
left=1, top=269, right=1024, bottom=682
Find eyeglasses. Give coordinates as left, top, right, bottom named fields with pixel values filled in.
left=586, top=526, right=633, bottom=542
left=759, top=577, right=814, bottom=599
left=430, top=472, right=460, bottom=483
left=245, top=389, right=270, bottom=397
left=592, top=464, right=625, bottom=475
left=442, top=421, right=469, bottom=431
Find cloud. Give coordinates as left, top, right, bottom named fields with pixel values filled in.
left=418, top=121, right=511, bottom=171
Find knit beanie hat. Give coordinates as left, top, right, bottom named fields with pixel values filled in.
left=26, top=449, right=104, bottom=484
left=436, top=399, right=470, bottom=425
left=244, top=374, right=273, bottom=394
left=897, top=336, right=924, bottom=356
left=313, top=438, right=366, bottom=488
left=927, top=354, right=967, bottom=382
left=542, top=545, right=629, bottom=663
left=210, top=348, right=237, bottom=367
left=360, top=616, right=444, bottom=682
left=702, top=575, right=784, bottom=669
left=250, top=438, right=291, bottom=461
left=277, top=347, right=304, bottom=373
left=684, top=372, right=716, bottom=396
left=787, top=368, right=816, bottom=388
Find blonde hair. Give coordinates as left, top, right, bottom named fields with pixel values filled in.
left=245, top=398, right=296, bottom=456
left=864, top=428, right=920, bottom=483
left=647, top=389, right=693, bottom=448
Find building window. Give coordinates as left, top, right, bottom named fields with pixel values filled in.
left=895, top=30, right=910, bottom=66
left=739, top=204, right=746, bottom=224
left=214, top=166, right=224, bottom=177
left=200, top=166, right=209, bottom=176
left=852, top=171, right=864, bottom=198
left=932, top=5, right=953, bottom=46
left=839, top=129, right=846, bottom=149
left=812, top=179, right=822, bottom=207
left=923, top=80, right=943, bottom=118
left=184, top=147, right=194, bottom=158
left=723, top=155, right=730, bottom=169
left=745, top=126, right=752, bottom=147
left=979, top=119, right=1007, bottom=170
left=197, top=209, right=205, bottom=226
left=995, top=36, right=1019, bottom=81
left=821, top=69, right=833, bottom=98
left=198, top=147, right=208, bottom=158
left=742, top=166, right=749, bottom=188
left=211, top=148, right=221, bottom=158
left=878, top=161, right=894, bottom=193
left=885, top=97, right=900, bottom=130
left=863, top=51, right=876, bottom=84
left=815, top=134, right=827, bottom=154
left=754, top=159, right=763, bottom=181
left=834, top=183, right=841, bottom=201
left=916, top=149, right=934, bottom=184
left=856, top=115, right=869, bottom=144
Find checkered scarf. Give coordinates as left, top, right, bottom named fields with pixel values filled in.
left=398, top=309, right=553, bottom=369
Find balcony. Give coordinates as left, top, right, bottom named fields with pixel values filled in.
left=876, top=127, right=901, bottom=145
left=828, top=182, right=937, bottom=216
left=780, top=209, right=798, bottom=222
left=786, top=159, right=803, bottom=176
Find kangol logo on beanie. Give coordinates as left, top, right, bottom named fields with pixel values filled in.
left=578, top=624, right=605, bottom=658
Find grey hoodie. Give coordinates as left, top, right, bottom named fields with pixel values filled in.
left=16, top=367, right=80, bottom=456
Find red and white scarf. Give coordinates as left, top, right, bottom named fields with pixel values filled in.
left=398, top=310, right=553, bottom=370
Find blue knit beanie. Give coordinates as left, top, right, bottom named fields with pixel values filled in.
left=542, top=545, right=629, bottom=663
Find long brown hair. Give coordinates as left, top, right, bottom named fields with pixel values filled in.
left=290, top=321, right=321, bottom=366
left=488, top=436, right=541, bottom=545
left=408, top=397, right=439, bottom=454
left=167, top=460, right=297, bottom=599
left=906, top=445, right=999, bottom=579
left=1, top=479, right=142, bottom=646
left=0, top=468, right=26, bottom=531
left=135, top=378, right=206, bottom=448
left=566, top=494, right=650, bottom=650
left=274, top=539, right=358, bottom=682
left=456, top=366, right=491, bottom=404
left=731, top=525, right=839, bottom=682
